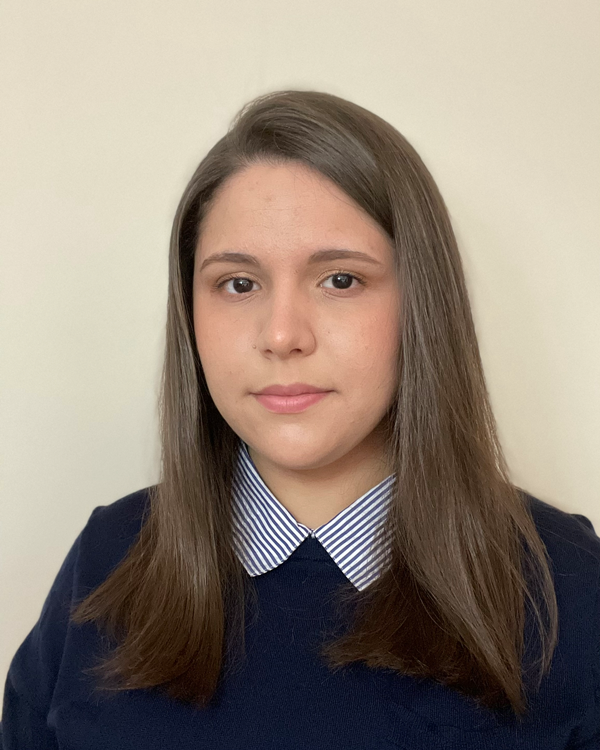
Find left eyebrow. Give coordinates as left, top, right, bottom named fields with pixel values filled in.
left=198, top=248, right=384, bottom=273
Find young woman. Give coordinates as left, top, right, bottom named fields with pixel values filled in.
left=3, top=90, right=599, bottom=749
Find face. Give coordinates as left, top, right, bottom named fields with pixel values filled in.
left=192, top=160, right=401, bottom=477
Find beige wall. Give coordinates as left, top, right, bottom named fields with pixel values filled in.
left=1, top=0, right=599, bottom=704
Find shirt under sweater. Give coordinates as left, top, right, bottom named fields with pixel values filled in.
left=231, top=439, right=396, bottom=590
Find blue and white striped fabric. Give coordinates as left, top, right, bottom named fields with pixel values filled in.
left=231, top=440, right=397, bottom=591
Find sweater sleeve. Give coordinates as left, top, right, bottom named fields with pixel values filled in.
left=1, top=524, right=85, bottom=749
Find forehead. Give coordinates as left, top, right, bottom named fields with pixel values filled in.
left=211, top=161, right=352, bottom=211
left=196, top=161, right=390, bottom=259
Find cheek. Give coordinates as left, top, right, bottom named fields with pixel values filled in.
left=193, top=304, right=250, bottom=389
left=356, top=333, right=398, bottom=408
left=337, top=311, right=399, bottom=376
left=194, top=305, right=225, bottom=372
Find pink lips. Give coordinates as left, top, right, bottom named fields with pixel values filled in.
left=253, top=392, right=330, bottom=413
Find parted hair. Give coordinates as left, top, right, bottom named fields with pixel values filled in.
left=71, top=89, right=558, bottom=720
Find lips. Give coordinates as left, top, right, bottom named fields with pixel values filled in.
left=254, top=383, right=330, bottom=397
left=253, top=391, right=330, bottom=414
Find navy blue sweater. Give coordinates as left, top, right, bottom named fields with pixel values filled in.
left=2, top=487, right=600, bottom=749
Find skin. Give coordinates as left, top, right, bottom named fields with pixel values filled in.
left=192, top=160, right=401, bottom=529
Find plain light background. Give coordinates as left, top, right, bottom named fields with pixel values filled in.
left=1, top=0, right=599, bottom=706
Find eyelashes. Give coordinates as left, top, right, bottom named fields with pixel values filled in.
left=213, top=270, right=367, bottom=297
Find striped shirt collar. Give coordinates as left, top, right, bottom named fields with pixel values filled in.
left=231, top=440, right=396, bottom=591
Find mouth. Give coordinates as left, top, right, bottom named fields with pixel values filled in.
left=252, top=391, right=331, bottom=414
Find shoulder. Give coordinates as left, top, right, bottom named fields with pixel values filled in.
left=75, top=485, right=154, bottom=587
left=523, top=489, right=600, bottom=650
left=87, top=485, right=153, bottom=536
left=523, top=489, right=600, bottom=573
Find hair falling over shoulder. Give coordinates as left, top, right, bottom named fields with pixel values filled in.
left=71, top=89, right=558, bottom=720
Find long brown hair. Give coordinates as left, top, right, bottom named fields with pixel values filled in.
left=71, top=89, right=558, bottom=719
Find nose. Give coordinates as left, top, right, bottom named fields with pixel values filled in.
left=254, top=286, right=316, bottom=358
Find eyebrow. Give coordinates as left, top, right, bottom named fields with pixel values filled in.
left=198, top=248, right=384, bottom=273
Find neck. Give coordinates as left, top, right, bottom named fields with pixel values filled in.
left=247, top=433, right=393, bottom=529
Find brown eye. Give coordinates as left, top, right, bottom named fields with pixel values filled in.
left=321, top=272, right=365, bottom=291
left=217, top=277, right=258, bottom=294
left=325, top=273, right=355, bottom=290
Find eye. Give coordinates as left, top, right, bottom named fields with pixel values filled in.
left=321, top=271, right=366, bottom=291
left=214, top=271, right=366, bottom=296
left=216, top=276, right=258, bottom=295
